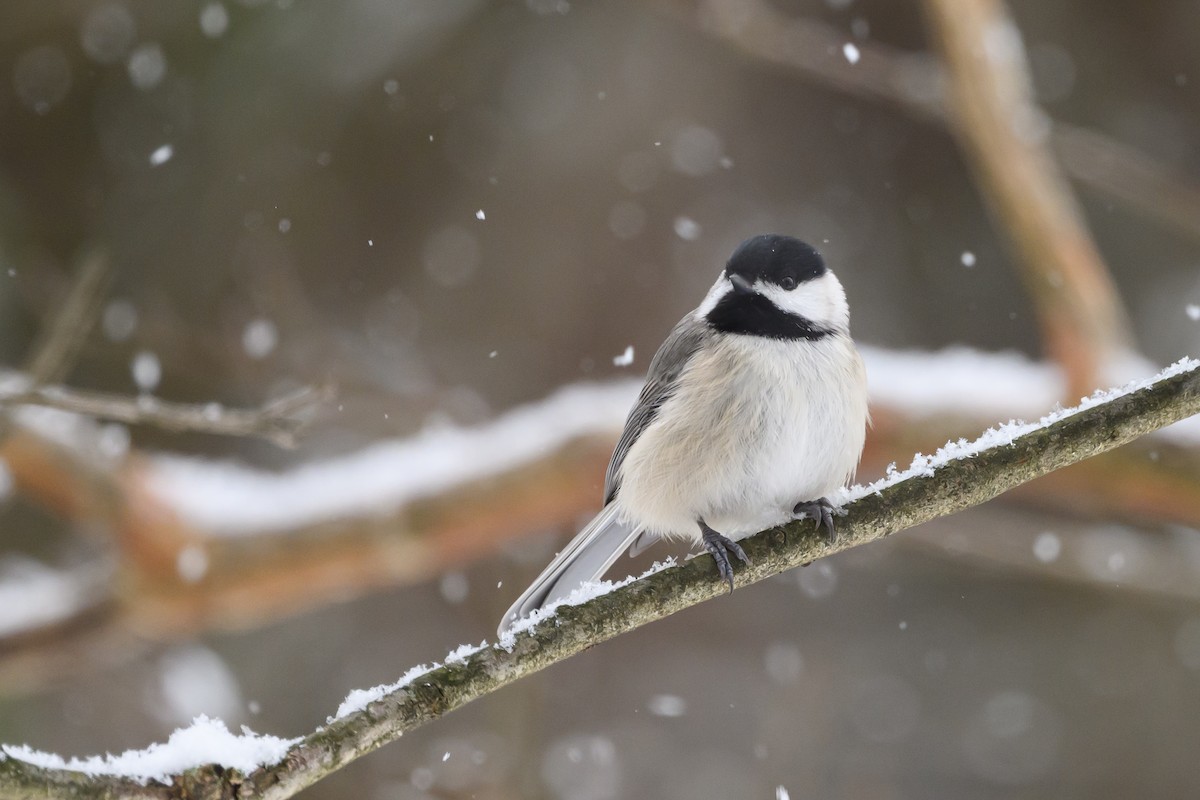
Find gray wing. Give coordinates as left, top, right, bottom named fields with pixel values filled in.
left=603, top=314, right=709, bottom=503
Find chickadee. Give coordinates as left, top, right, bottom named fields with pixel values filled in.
left=499, top=234, right=868, bottom=634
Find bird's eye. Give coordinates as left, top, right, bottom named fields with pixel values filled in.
left=779, top=276, right=797, bottom=291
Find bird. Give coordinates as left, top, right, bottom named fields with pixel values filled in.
left=498, top=234, right=868, bottom=635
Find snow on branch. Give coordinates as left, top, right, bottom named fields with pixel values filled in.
left=137, top=347, right=1200, bottom=540
left=2, top=358, right=1198, bottom=800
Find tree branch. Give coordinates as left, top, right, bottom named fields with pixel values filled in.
left=22, top=248, right=113, bottom=387
left=0, top=249, right=113, bottom=446
left=0, top=758, right=162, bottom=800
left=667, top=0, right=1200, bottom=247
left=0, top=383, right=333, bottom=449
left=3, top=360, right=1198, bottom=799
left=922, top=0, right=1134, bottom=398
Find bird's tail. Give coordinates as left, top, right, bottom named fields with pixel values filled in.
left=498, top=503, right=640, bottom=636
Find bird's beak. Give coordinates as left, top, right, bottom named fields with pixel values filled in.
left=727, top=273, right=753, bottom=295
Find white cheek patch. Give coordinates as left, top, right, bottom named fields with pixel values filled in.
left=693, top=271, right=732, bottom=320
left=757, top=272, right=837, bottom=324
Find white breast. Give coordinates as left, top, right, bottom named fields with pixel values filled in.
left=613, top=332, right=868, bottom=544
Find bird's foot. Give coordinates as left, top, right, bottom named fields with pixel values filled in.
left=699, top=521, right=750, bottom=593
left=793, top=496, right=837, bottom=541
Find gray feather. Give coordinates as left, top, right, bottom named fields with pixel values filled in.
left=498, top=504, right=640, bottom=635
left=603, top=315, right=709, bottom=503
left=499, top=316, right=709, bottom=634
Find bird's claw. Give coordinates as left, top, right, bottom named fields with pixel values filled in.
left=794, top=496, right=837, bottom=541
left=699, top=523, right=750, bottom=593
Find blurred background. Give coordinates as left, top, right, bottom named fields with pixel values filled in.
left=2, top=0, right=1200, bottom=798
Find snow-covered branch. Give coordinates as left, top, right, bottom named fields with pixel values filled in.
left=2, top=358, right=1198, bottom=800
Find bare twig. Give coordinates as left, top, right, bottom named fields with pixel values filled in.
left=668, top=0, right=1200, bottom=245
left=1053, top=124, right=1200, bottom=241
left=22, top=248, right=113, bottom=386
left=0, top=250, right=113, bottom=446
left=4, top=246, right=330, bottom=448
left=3, top=361, right=1197, bottom=800
left=1, top=383, right=333, bottom=449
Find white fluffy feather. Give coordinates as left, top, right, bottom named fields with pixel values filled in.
left=613, top=329, right=866, bottom=542
left=499, top=251, right=868, bottom=634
